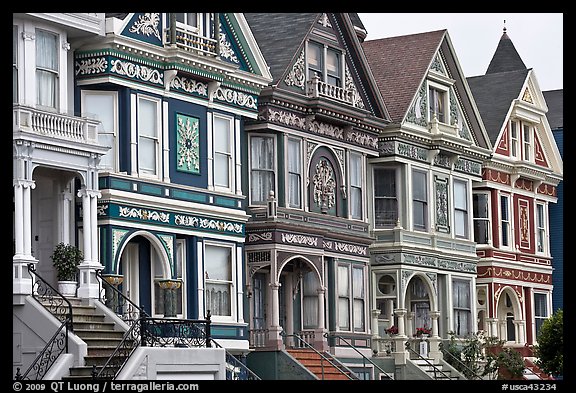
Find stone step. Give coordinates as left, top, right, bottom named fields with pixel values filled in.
left=74, top=328, right=125, bottom=339
left=72, top=321, right=117, bottom=331
left=81, top=337, right=127, bottom=347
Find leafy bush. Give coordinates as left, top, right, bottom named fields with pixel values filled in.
left=534, top=309, right=563, bottom=377
left=51, top=242, right=83, bottom=281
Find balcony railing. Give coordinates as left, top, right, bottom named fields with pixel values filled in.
left=13, top=104, right=100, bottom=145
left=164, top=27, right=218, bottom=57
left=307, top=76, right=357, bottom=107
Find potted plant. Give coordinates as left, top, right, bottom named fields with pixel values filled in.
left=51, top=242, right=83, bottom=297
left=414, top=326, right=432, bottom=338
left=385, top=325, right=398, bottom=336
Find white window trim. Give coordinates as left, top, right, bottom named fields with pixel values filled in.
left=248, top=133, right=277, bottom=206
left=535, top=202, right=548, bottom=255
left=452, top=178, right=470, bottom=240
left=306, top=40, right=345, bottom=86
left=499, top=192, right=513, bottom=250
left=349, top=151, right=364, bottom=220
left=411, top=168, right=428, bottom=232
left=211, top=112, right=235, bottom=193
left=175, top=12, right=202, bottom=34
left=452, top=278, right=472, bottom=337
left=286, top=136, right=303, bottom=210
left=373, top=166, right=400, bottom=229
left=427, top=80, right=449, bottom=124
left=510, top=120, right=519, bottom=159
left=473, top=191, right=492, bottom=246
left=532, top=291, right=550, bottom=343
left=136, top=94, right=162, bottom=180
left=522, top=123, right=534, bottom=163
left=337, top=263, right=367, bottom=333
left=203, top=240, right=237, bottom=323
left=81, top=90, right=119, bottom=172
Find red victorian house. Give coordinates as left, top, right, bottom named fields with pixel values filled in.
left=467, top=27, right=562, bottom=354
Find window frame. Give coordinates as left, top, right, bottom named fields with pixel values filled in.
left=533, top=292, right=549, bottom=340
left=522, top=123, right=533, bottom=162
left=81, top=90, right=119, bottom=172
left=473, top=191, right=491, bottom=245
left=510, top=120, right=519, bottom=158
left=499, top=193, right=512, bottom=249
left=337, top=263, right=367, bottom=333
left=249, top=134, right=276, bottom=206
left=349, top=152, right=363, bottom=220
left=204, top=241, right=237, bottom=323
left=453, top=178, right=469, bottom=239
left=287, top=137, right=303, bottom=209
left=428, top=81, right=448, bottom=124
left=452, top=279, right=472, bottom=337
left=535, top=202, right=547, bottom=254
left=412, top=169, right=428, bottom=232
left=373, top=167, right=398, bottom=229
left=306, top=40, right=344, bottom=87
left=212, top=113, right=234, bottom=192
left=35, top=28, right=60, bottom=110
left=136, top=94, right=162, bottom=179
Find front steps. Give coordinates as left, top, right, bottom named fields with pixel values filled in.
left=286, top=349, right=356, bottom=380
left=411, top=358, right=461, bottom=380
left=38, top=297, right=128, bottom=379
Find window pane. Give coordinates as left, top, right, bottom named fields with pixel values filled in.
left=454, top=181, right=467, bottom=209
left=307, top=42, right=322, bottom=68
left=85, top=94, right=115, bottom=132
left=36, top=30, right=58, bottom=71
left=413, top=171, right=426, bottom=200
left=353, top=299, right=364, bottom=331
left=288, top=139, right=300, bottom=172
left=374, top=169, right=395, bottom=197
left=139, top=99, right=157, bottom=137
left=413, top=201, right=426, bottom=230
left=289, top=173, right=301, bottom=207
left=474, top=221, right=489, bottom=244
left=351, top=187, right=362, bottom=219
left=214, top=153, right=229, bottom=187
left=214, top=117, right=230, bottom=153
left=339, top=298, right=350, bottom=329
left=352, top=268, right=363, bottom=298
left=36, top=70, right=57, bottom=107
left=98, top=134, right=115, bottom=169
left=473, top=194, right=489, bottom=218
left=375, top=198, right=398, bottom=227
left=205, top=246, right=231, bottom=281
left=138, top=138, right=156, bottom=172
left=455, top=210, right=466, bottom=237
left=338, top=266, right=349, bottom=296
left=251, top=137, right=274, bottom=170
left=206, top=282, right=231, bottom=316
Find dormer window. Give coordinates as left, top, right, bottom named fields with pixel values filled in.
left=428, top=85, right=446, bottom=123
left=510, top=120, right=519, bottom=158
left=307, top=41, right=342, bottom=87
left=522, top=123, right=532, bottom=161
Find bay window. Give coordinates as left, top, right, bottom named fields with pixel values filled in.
left=205, top=244, right=234, bottom=319
left=500, top=194, right=511, bottom=247
left=412, top=170, right=428, bottom=231
left=137, top=96, right=160, bottom=177
left=338, top=264, right=366, bottom=332
left=374, top=168, right=398, bottom=228
left=287, top=138, right=302, bottom=208
left=453, top=179, right=469, bottom=238
left=36, top=29, right=59, bottom=109
left=213, top=115, right=233, bottom=190
left=349, top=153, right=362, bottom=219
left=250, top=135, right=275, bottom=204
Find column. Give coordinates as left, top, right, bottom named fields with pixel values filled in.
left=406, top=311, right=415, bottom=338
left=513, top=320, right=526, bottom=344
left=284, top=275, right=294, bottom=347
left=314, top=286, right=327, bottom=351
left=13, top=179, right=37, bottom=299
left=393, top=308, right=408, bottom=364
left=428, top=311, right=442, bottom=362
left=486, top=318, right=498, bottom=338
left=158, top=279, right=182, bottom=318
left=77, top=188, right=104, bottom=299
left=268, top=281, right=283, bottom=349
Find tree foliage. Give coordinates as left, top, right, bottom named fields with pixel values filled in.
left=534, top=308, right=563, bottom=377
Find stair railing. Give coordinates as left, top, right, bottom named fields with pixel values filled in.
left=96, top=269, right=146, bottom=326
left=282, top=332, right=355, bottom=380
left=405, top=342, right=452, bottom=380
left=15, top=263, right=73, bottom=380
left=325, top=332, right=394, bottom=380
left=441, top=347, right=484, bottom=380
left=210, top=339, right=261, bottom=380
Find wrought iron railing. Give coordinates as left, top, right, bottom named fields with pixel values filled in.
left=96, top=270, right=146, bottom=326
left=405, top=342, right=452, bottom=380
left=15, top=264, right=73, bottom=380
left=283, top=332, right=355, bottom=380
left=210, top=339, right=261, bottom=380
left=94, top=319, right=141, bottom=379
left=325, top=333, right=394, bottom=380
left=140, top=316, right=211, bottom=348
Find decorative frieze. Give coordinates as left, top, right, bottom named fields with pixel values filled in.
left=110, top=59, right=164, bottom=85
left=284, top=50, right=306, bottom=89
left=433, top=153, right=451, bottom=168
left=405, top=83, right=428, bottom=127
left=378, top=141, right=395, bottom=155
left=344, top=64, right=365, bottom=109
left=213, top=86, right=258, bottom=110
left=434, top=176, right=449, bottom=233
left=309, top=120, right=344, bottom=139
left=397, top=142, right=428, bottom=162
left=247, top=232, right=273, bottom=242
left=75, top=57, right=108, bottom=76
left=477, top=266, right=551, bottom=284
left=333, top=242, right=367, bottom=256
left=170, top=76, right=209, bottom=97
left=346, top=130, right=377, bottom=149
left=280, top=233, right=318, bottom=246
left=129, top=13, right=161, bottom=41
left=174, top=215, right=244, bottom=234
left=119, top=206, right=170, bottom=223
left=260, top=108, right=307, bottom=129
left=454, top=158, right=482, bottom=176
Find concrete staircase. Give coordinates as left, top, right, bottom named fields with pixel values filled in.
left=286, top=348, right=356, bottom=380
left=39, top=297, right=129, bottom=379
left=411, top=358, right=461, bottom=380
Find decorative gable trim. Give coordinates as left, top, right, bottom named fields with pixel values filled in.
left=284, top=50, right=306, bottom=89
left=533, top=131, right=549, bottom=167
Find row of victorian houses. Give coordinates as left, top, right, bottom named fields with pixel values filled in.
left=12, top=12, right=562, bottom=381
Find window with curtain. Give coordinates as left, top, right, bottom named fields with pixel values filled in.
left=13, top=25, right=18, bottom=103
left=213, top=115, right=232, bottom=189
left=36, top=29, right=59, bottom=109
left=152, top=248, right=164, bottom=317
left=374, top=168, right=398, bottom=228
left=252, top=273, right=265, bottom=330
left=287, top=138, right=301, bottom=208
left=473, top=193, right=490, bottom=244
left=536, top=203, right=546, bottom=253
left=307, top=41, right=323, bottom=80
left=302, top=271, right=319, bottom=329
left=500, top=194, right=511, bottom=247
left=350, top=153, right=362, bottom=219
left=510, top=120, right=519, bottom=158
left=412, top=170, right=427, bottom=231
left=307, top=41, right=342, bottom=87
left=428, top=86, right=445, bottom=123
left=205, top=245, right=233, bottom=317
left=338, top=265, right=350, bottom=330
left=83, top=91, right=117, bottom=171
left=337, top=264, right=365, bottom=332
left=534, top=293, right=548, bottom=339
left=453, top=279, right=471, bottom=337
left=454, top=179, right=468, bottom=238
left=138, top=96, right=159, bottom=176
left=250, top=135, right=275, bottom=204
left=326, top=48, right=341, bottom=87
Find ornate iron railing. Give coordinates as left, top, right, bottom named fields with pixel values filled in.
left=15, top=264, right=73, bottom=380
left=210, top=339, right=261, bottom=380
left=94, top=319, right=141, bottom=379
left=140, top=316, right=211, bottom=348
left=283, top=332, right=355, bottom=380
left=325, top=333, right=394, bottom=380
left=96, top=269, right=146, bottom=326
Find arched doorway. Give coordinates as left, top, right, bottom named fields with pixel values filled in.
left=495, top=287, right=523, bottom=344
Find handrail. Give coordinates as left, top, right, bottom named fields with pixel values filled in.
left=282, top=332, right=355, bottom=380
left=325, top=332, right=394, bottom=380
left=441, top=347, right=484, bottom=380
left=15, top=263, right=74, bottom=380
left=405, top=342, right=452, bottom=380
left=96, top=269, right=149, bottom=323
left=94, top=318, right=141, bottom=379
left=210, top=339, right=261, bottom=380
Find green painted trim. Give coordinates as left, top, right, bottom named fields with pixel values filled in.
left=109, top=178, right=132, bottom=191
left=222, top=13, right=261, bottom=76
left=140, top=183, right=163, bottom=196
left=170, top=188, right=207, bottom=203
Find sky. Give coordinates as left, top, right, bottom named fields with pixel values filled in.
left=357, top=13, right=563, bottom=92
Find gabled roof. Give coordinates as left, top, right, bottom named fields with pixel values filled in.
left=361, top=30, right=446, bottom=124
left=244, top=13, right=319, bottom=85
left=543, top=89, right=563, bottom=130
left=467, top=69, right=530, bottom=144
left=486, top=28, right=527, bottom=74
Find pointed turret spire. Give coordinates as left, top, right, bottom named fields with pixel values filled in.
left=485, top=21, right=526, bottom=74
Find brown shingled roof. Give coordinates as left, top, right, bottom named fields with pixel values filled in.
left=362, top=29, right=446, bottom=124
